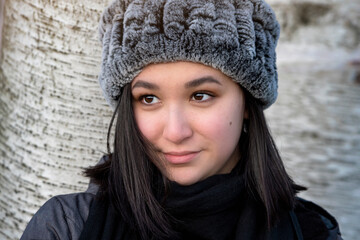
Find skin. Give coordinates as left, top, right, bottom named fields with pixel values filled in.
left=132, top=62, right=247, bottom=186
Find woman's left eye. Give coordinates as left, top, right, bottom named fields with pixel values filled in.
left=191, top=93, right=212, bottom=101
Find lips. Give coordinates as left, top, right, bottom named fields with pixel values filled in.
left=163, top=151, right=200, bottom=164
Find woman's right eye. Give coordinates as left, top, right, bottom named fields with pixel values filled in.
left=140, top=95, right=160, bottom=105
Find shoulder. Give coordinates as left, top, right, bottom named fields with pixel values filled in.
left=21, top=191, right=96, bottom=240
left=294, top=198, right=343, bottom=240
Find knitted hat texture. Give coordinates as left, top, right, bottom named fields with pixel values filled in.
left=98, top=0, right=280, bottom=109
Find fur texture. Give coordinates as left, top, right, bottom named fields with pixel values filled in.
left=98, top=0, right=280, bottom=109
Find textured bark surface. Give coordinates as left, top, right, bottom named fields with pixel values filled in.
left=0, top=0, right=4, bottom=57
left=0, top=1, right=112, bottom=239
left=0, top=0, right=359, bottom=239
left=269, top=0, right=360, bottom=49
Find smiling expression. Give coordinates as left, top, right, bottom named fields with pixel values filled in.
left=132, top=62, right=247, bottom=185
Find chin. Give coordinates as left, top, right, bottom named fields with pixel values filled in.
left=172, top=178, right=197, bottom=186
left=166, top=170, right=205, bottom=186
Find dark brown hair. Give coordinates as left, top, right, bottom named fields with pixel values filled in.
left=85, top=83, right=304, bottom=239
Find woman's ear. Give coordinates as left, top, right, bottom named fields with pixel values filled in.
left=242, top=89, right=249, bottom=120
left=243, top=98, right=249, bottom=120
left=244, top=108, right=249, bottom=120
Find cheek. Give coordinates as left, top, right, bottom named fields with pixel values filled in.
left=198, top=105, right=243, bottom=149
left=134, top=110, right=160, bottom=142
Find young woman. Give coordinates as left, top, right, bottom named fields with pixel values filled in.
left=21, top=0, right=342, bottom=239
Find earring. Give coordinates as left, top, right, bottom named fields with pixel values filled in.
left=243, top=121, right=248, bottom=133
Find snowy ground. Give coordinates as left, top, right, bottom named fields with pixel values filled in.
left=267, top=43, right=360, bottom=240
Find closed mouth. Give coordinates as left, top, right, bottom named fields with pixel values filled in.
left=163, top=151, right=200, bottom=164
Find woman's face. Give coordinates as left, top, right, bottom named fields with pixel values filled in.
left=132, top=62, right=247, bottom=185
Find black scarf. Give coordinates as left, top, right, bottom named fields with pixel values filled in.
left=80, top=171, right=300, bottom=240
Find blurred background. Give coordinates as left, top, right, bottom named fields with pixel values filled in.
left=0, top=0, right=359, bottom=239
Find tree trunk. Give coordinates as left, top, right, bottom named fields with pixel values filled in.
left=0, top=0, right=111, bottom=239
left=0, top=0, right=4, bottom=58
left=1, top=0, right=359, bottom=239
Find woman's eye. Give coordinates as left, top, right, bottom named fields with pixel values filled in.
left=140, top=95, right=159, bottom=105
left=191, top=93, right=212, bottom=101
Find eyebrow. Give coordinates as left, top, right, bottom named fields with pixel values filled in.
left=185, top=76, right=222, bottom=88
left=132, top=76, right=222, bottom=90
left=132, top=80, right=159, bottom=90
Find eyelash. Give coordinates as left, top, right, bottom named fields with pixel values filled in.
left=139, top=95, right=160, bottom=105
left=191, top=92, right=214, bottom=102
left=138, top=91, right=214, bottom=105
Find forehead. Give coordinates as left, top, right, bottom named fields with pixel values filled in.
left=132, top=61, right=233, bottom=86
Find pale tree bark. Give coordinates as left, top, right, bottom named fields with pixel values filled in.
left=0, top=0, right=112, bottom=239
left=0, top=0, right=4, bottom=57
left=1, top=0, right=359, bottom=239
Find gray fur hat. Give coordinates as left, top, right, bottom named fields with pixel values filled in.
left=98, top=0, right=280, bottom=109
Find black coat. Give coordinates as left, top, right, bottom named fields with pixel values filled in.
left=21, top=181, right=342, bottom=240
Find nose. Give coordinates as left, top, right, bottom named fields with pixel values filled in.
left=162, top=107, right=193, bottom=144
